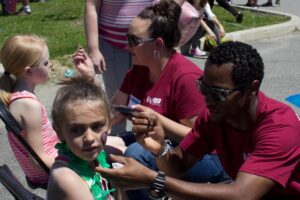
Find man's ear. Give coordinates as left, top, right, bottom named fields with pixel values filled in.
left=248, top=80, right=260, bottom=97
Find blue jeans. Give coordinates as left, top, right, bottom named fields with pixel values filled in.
left=124, top=142, right=231, bottom=200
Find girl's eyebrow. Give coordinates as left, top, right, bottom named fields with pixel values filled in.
left=66, top=120, right=106, bottom=127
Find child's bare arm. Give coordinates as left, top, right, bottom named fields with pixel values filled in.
left=47, top=163, right=93, bottom=200
left=9, top=99, right=55, bottom=168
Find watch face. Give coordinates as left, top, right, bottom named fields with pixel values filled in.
left=149, top=189, right=166, bottom=200
left=149, top=188, right=165, bottom=198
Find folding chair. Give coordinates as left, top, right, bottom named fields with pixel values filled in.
left=0, top=164, right=44, bottom=200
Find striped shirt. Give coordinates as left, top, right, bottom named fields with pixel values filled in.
left=7, top=91, right=58, bottom=184
left=98, top=0, right=154, bottom=49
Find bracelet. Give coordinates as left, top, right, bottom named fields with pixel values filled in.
left=153, top=140, right=172, bottom=158
left=149, top=171, right=166, bottom=199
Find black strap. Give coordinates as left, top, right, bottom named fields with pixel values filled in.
left=0, top=102, right=50, bottom=174
left=0, top=165, right=45, bottom=200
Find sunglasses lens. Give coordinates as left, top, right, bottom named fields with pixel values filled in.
left=127, top=34, right=140, bottom=47
left=210, top=89, right=226, bottom=102
left=197, top=79, right=227, bottom=102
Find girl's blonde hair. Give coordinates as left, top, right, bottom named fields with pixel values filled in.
left=0, top=34, right=47, bottom=105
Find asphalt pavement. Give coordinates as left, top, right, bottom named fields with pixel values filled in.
left=0, top=0, right=300, bottom=199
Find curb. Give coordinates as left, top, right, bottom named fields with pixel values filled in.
left=223, top=6, right=300, bottom=42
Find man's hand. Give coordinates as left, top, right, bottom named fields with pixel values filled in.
left=73, top=47, right=96, bottom=79
left=95, top=154, right=157, bottom=189
left=131, top=105, right=166, bottom=155
left=89, top=49, right=106, bottom=74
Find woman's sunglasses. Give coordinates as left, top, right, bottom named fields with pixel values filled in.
left=196, top=76, right=249, bottom=102
left=127, top=33, right=155, bottom=47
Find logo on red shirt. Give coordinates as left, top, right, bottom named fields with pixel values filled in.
left=146, top=97, right=162, bottom=106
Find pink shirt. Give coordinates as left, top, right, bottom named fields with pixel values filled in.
left=98, top=0, right=154, bottom=49
left=120, top=52, right=205, bottom=122
left=7, top=91, right=58, bottom=184
left=180, top=92, right=300, bottom=196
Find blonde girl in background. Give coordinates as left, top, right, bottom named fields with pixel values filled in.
left=0, top=35, right=59, bottom=188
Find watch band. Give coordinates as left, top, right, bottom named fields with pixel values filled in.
left=149, top=171, right=166, bottom=199
left=152, top=139, right=172, bottom=158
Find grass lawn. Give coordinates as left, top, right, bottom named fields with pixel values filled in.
left=213, top=6, right=290, bottom=33
left=0, top=0, right=290, bottom=62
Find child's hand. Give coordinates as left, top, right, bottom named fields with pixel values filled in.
left=73, top=47, right=96, bottom=79
left=219, top=25, right=225, bottom=38
left=207, top=31, right=217, bottom=41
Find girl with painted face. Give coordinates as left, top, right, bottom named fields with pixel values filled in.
left=47, top=77, right=116, bottom=200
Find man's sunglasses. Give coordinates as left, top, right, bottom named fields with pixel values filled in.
left=127, top=33, right=155, bottom=47
left=196, top=76, right=250, bottom=102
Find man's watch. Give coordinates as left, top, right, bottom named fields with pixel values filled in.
left=149, top=171, right=166, bottom=199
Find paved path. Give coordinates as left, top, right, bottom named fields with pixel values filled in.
left=1, top=0, right=300, bottom=198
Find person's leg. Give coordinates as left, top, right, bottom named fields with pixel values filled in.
left=99, top=38, right=130, bottom=135
left=17, top=0, right=31, bottom=15
left=180, top=27, right=204, bottom=56
left=182, top=154, right=232, bottom=183
left=190, top=27, right=205, bottom=49
left=210, top=23, right=222, bottom=46
left=216, top=0, right=238, bottom=17
left=262, top=0, right=273, bottom=6
left=22, top=0, right=29, bottom=6
left=208, top=0, right=215, bottom=8
left=189, top=27, right=208, bottom=57
left=124, top=143, right=157, bottom=200
left=99, top=38, right=131, bottom=99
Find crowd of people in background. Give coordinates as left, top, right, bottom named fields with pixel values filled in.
left=246, top=0, right=280, bottom=7
left=0, top=0, right=47, bottom=16
left=0, top=0, right=298, bottom=200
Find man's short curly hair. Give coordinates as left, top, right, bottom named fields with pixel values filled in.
left=205, top=41, right=264, bottom=87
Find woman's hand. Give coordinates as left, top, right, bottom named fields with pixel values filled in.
left=95, top=154, right=157, bottom=189
left=131, top=105, right=166, bottom=155
left=88, top=49, right=107, bottom=74
left=73, top=47, right=96, bottom=79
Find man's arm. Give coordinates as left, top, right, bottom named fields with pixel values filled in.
left=156, top=146, right=199, bottom=178
left=84, top=0, right=106, bottom=73
left=97, top=154, right=276, bottom=200
left=164, top=171, right=276, bottom=200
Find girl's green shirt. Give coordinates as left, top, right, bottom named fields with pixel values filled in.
left=55, top=142, right=115, bottom=200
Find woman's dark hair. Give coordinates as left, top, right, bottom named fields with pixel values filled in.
left=206, top=41, right=264, bottom=87
left=137, top=0, right=181, bottom=50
